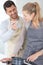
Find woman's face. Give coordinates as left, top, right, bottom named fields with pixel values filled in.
left=22, top=11, right=32, bottom=22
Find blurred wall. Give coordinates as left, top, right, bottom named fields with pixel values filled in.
left=15, top=0, right=43, bottom=17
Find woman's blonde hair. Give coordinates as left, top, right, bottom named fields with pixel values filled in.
left=22, top=2, right=43, bottom=26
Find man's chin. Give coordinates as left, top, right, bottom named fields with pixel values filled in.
left=11, top=16, right=17, bottom=19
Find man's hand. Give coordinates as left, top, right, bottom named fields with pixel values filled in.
left=0, top=58, right=12, bottom=63
left=11, top=23, right=17, bottom=30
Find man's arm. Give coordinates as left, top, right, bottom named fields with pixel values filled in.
left=0, top=20, right=16, bottom=43
left=0, top=29, right=16, bottom=43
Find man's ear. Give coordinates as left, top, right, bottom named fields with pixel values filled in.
left=5, top=10, right=7, bottom=14
left=5, top=9, right=8, bottom=14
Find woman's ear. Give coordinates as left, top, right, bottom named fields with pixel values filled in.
left=31, top=12, right=35, bottom=19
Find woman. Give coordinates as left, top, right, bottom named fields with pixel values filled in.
left=22, top=2, right=43, bottom=65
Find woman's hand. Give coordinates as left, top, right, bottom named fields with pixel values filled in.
left=27, top=50, right=43, bottom=62
left=27, top=53, right=39, bottom=62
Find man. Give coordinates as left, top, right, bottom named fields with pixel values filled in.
left=0, top=0, right=25, bottom=62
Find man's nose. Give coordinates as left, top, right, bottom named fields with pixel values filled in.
left=11, top=11, right=14, bottom=14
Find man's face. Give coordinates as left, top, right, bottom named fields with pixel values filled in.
left=6, top=5, right=18, bottom=19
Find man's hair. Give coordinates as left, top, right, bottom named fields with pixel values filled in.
left=3, top=0, right=16, bottom=11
